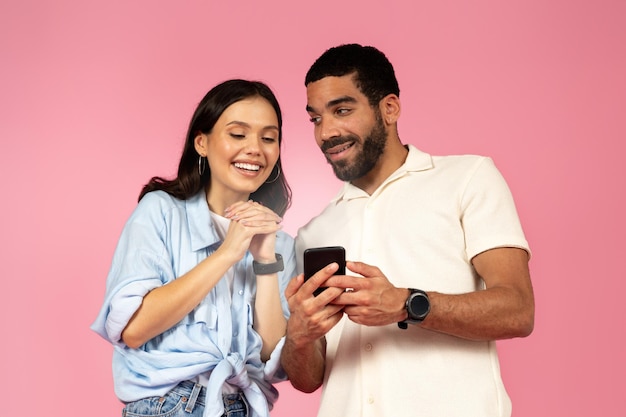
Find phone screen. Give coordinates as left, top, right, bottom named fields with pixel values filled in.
left=303, top=246, right=346, bottom=296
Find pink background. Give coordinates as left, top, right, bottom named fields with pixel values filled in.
left=2, top=1, right=624, bottom=416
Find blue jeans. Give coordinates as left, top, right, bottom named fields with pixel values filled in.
left=122, top=380, right=249, bottom=417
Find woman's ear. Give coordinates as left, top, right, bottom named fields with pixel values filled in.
left=194, top=133, right=207, bottom=156
left=380, top=94, right=401, bottom=125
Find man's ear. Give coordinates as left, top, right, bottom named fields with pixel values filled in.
left=380, top=94, right=401, bottom=125
left=194, top=133, right=206, bottom=156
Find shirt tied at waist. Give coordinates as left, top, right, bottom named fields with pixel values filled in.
left=203, top=352, right=269, bottom=417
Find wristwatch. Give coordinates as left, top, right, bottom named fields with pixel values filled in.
left=398, top=288, right=430, bottom=329
left=252, top=253, right=284, bottom=275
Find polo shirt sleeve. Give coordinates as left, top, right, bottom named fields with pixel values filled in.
left=91, top=193, right=176, bottom=347
left=460, top=157, right=529, bottom=260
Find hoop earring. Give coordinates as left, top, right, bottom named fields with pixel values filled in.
left=198, top=156, right=206, bottom=176
left=265, top=165, right=281, bottom=183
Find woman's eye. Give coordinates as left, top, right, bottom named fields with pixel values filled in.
left=262, top=137, right=277, bottom=143
left=230, top=133, right=245, bottom=139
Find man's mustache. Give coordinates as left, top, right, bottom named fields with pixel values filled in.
left=320, top=136, right=357, bottom=152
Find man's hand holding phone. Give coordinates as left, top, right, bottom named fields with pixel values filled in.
left=284, top=249, right=346, bottom=349
left=324, top=261, right=410, bottom=327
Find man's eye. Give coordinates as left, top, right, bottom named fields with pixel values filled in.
left=309, top=116, right=321, bottom=124
left=336, top=108, right=350, bottom=115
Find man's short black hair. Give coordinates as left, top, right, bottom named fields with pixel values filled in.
left=305, top=43, right=400, bottom=106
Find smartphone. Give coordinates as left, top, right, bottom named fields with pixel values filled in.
left=303, top=246, right=346, bottom=296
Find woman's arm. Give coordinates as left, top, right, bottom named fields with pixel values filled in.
left=121, top=246, right=239, bottom=348
left=123, top=200, right=283, bottom=349
left=226, top=200, right=286, bottom=361
left=253, top=262, right=287, bottom=361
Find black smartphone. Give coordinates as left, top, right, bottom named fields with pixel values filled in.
left=303, top=246, right=346, bottom=296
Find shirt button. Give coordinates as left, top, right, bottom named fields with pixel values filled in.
left=367, top=396, right=374, bottom=404
left=364, top=343, right=373, bottom=351
left=238, top=290, right=244, bottom=295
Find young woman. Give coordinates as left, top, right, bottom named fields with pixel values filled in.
left=92, top=79, right=295, bottom=417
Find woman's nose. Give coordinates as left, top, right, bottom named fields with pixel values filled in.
left=244, top=137, right=262, bottom=154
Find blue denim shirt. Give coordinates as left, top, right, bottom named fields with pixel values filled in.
left=91, top=190, right=296, bottom=417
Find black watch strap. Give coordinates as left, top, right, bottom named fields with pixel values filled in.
left=398, top=288, right=430, bottom=329
left=252, top=253, right=284, bottom=275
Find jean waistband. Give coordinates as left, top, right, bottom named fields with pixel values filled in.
left=170, top=380, right=206, bottom=412
left=170, top=380, right=247, bottom=413
left=171, top=380, right=206, bottom=398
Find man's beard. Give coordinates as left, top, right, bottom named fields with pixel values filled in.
left=325, top=112, right=387, bottom=182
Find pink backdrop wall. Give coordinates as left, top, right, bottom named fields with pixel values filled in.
left=2, top=1, right=624, bottom=416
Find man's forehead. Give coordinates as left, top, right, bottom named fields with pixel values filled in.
left=306, top=76, right=363, bottom=110
left=307, top=74, right=357, bottom=92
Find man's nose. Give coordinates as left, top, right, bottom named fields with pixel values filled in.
left=318, top=118, right=341, bottom=141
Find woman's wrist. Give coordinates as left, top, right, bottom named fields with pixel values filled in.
left=254, top=253, right=277, bottom=263
left=253, top=254, right=283, bottom=275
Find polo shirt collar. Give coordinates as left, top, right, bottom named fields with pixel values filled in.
left=333, top=144, right=434, bottom=202
left=186, top=191, right=221, bottom=251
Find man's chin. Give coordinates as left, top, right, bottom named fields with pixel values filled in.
left=332, top=166, right=357, bottom=182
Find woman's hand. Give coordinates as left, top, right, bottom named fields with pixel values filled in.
left=223, top=200, right=282, bottom=262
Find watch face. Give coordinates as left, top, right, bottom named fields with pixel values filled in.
left=409, top=293, right=430, bottom=318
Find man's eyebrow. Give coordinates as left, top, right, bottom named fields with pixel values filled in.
left=306, top=96, right=358, bottom=113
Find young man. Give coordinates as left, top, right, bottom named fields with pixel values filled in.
left=281, top=44, right=535, bottom=417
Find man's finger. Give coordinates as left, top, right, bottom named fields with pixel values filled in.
left=285, top=274, right=305, bottom=299
left=346, top=260, right=383, bottom=278
left=303, top=262, right=339, bottom=294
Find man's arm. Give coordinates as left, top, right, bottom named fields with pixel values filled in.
left=328, top=247, right=534, bottom=341
left=281, top=334, right=327, bottom=393
left=280, top=265, right=345, bottom=392
left=422, top=246, right=534, bottom=340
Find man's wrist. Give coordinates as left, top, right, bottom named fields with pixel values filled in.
left=398, top=288, right=431, bottom=329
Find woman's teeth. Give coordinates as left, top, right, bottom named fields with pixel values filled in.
left=234, top=162, right=260, bottom=171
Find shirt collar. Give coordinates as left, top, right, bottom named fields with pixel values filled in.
left=186, top=191, right=221, bottom=251
left=332, top=144, right=434, bottom=202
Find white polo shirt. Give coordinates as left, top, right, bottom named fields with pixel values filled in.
left=295, top=145, right=529, bottom=417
